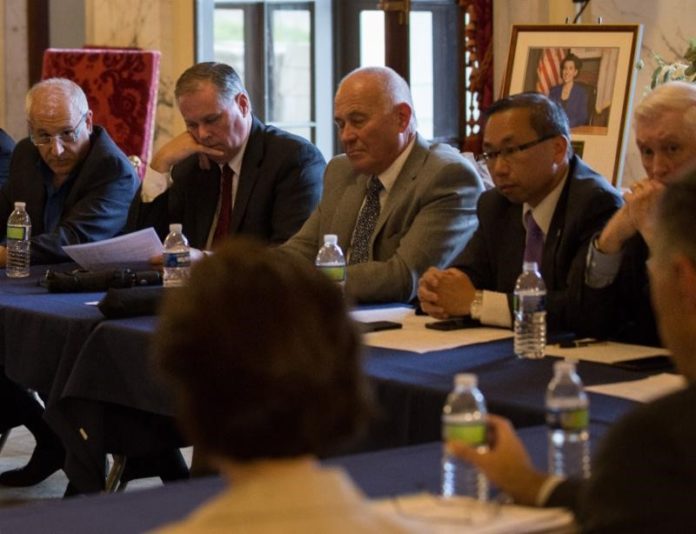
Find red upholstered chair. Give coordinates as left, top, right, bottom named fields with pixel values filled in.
left=41, top=47, right=161, bottom=179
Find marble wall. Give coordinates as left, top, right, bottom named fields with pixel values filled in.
left=2, top=0, right=29, bottom=139
left=493, top=0, right=694, bottom=186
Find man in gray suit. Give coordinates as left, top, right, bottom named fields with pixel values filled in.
left=279, top=66, right=484, bottom=303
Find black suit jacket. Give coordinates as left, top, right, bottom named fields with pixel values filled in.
left=0, top=129, right=15, bottom=188
left=586, top=234, right=659, bottom=346
left=127, top=116, right=325, bottom=248
left=456, top=155, right=622, bottom=334
left=548, top=383, right=696, bottom=533
left=0, top=126, right=139, bottom=264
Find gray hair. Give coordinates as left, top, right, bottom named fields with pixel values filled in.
left=25, top=78, right=89, bottom=118
left=634, top=81, right=696, bottom=137
left=175, top=62, right=247, bottom=105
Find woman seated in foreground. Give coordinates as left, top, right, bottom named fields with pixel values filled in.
left=152, top=237, right=417, bottom=533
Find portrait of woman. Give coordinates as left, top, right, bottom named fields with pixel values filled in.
left=549, top=53, right=590, bottom=127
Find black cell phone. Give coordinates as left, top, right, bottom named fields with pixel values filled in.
left=357, top=320, right=403, bottom=333
left=613, top=355, right=674, bottom=372
left=425, top=316, right=480, bottom=331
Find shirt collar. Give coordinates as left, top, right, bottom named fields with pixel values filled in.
left=374, top=136, right=416, bottom=193
left=522, top=167, right=569, bottom=236
left=221, top=128, right=251, bottom=176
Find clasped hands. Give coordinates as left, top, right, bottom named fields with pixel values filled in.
left=597, top=177, right=665, bottom=253
left=418, top=267, right=477, bottom=318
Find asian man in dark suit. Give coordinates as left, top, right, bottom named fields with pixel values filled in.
left=418, top=92, right=622, bottom=335
left=127, top=62, right=325, bottom=250
left=278, top=66, right=484, bottom=303
left=450, top=160, right=696, bottom=533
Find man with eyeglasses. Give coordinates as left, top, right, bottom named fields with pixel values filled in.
left=0, top=78, right=139, bottom=488
left=0, top=78, right=139, bottom=265
left=127, top=62, right=325, bottom=251
left=418, top=92, right=621, bottom=334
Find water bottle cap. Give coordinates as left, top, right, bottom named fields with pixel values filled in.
left=14, top=201, right=26, bottom=210
left=323, top=234, right=338, bottom=245
left=454, top=373, right=477, bottom=387
left=169, top=223, right=183, bottom=233
left=522, top=261, right=539, bottom=272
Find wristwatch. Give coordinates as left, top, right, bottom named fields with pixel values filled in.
left=470, top=290, right=483, bottom=320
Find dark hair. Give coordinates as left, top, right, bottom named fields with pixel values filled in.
left=154, top=237, right=371, bottom=461
left=655, top=159, right=696, bottom=264
left=560, top=53, right=582, bottom=76
left=485, top=92, right=571, bottom=140
left=175, top=61, right=246, bottom=103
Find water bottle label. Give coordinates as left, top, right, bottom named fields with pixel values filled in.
left=513, top=294, right=545, bottom=312
left=7, top=225, right=29, bottom=240
left=546, top=407, right=589, bottom=431
left=318, top=265, right=346, bottom=283
left=443, top=422, right=487, bottom=447
left=163, top=251, right=190, bottom=268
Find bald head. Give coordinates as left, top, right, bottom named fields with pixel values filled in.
left=334, top=67, right=416, bottom=175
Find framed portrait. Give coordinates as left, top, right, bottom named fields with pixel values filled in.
left=502, top=24, right=643, bottom=187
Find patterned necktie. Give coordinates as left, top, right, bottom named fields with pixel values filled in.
left=350, top=176, right=383, bottom=264
left=523, top=210, right=545, bottom=270
left=213, top=164, right=234, bottom=246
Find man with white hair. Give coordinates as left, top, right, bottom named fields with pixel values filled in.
left=583, top=81, right=696, bottom=345
left=279, top=66, right=484, bottom=303
left=0, top=77, right=139, bottom=488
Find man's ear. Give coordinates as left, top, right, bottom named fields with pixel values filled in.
left=236, top=93, right=251, bottom=117
left=394, top=102, right=412, bottom=132
left=551, top=135, right=569, bottom=164
left=85, top=110, right=94, bottom=134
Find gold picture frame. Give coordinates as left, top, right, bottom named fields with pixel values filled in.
left=502, top=24, right=643, bottom=187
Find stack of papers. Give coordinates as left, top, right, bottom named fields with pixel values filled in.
left=545, top=341, right=670, bottom=364
left=350, top=307, right=512, bottom=354
left=586, top=373, right=687, bottom=403
left=372, top=492, right=574, bottom=533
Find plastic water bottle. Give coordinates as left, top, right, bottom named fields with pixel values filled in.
left=441, top=373, right=489, bottom=500
left=514, top=261, right=546, bottom=359
left=162, top=223, right=190, bottom=288
left=546, top=360, right=590, bottom=479
left=315, top=234, right=346, bottom=286
left=6, top=201, right=31, bottom=278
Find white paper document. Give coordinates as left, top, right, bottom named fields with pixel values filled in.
left=350, top=307, right=513, bottom=353
left=372, top=493, right=574, bottom=533
left=585, top=373, right=687, bottom=403
left=62, top=228, right=163, bottom=271
left=545, top=341, right=670, bottom=364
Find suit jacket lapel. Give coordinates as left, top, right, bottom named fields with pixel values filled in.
left=372, top=135, right=428, bottom=237
left=333, top=172, right=369, bottom=250
left=542, top=168, right=573, bottom=287
left=229, top=117, right=263, bottom=233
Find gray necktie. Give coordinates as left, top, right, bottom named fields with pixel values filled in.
left=350, top=176, right=383, bottom=264
left=523, top=210, right=545, bottom=270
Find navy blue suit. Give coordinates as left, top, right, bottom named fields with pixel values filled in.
left=0, top=129, right=15, bottom=188
left=455, top=155, right=622, bottom=335
left=127, top=116, right=325, bottom=249
left=0, top=126, right=139, bottom=264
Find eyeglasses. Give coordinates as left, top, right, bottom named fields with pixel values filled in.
left=30, top=113, right=88, bottom=146
left=477, top=134, right=557, bottom=165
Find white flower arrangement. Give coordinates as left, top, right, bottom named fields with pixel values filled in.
left=650, top=39, right=696, bottom=88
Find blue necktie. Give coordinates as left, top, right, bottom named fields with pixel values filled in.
left=350, top=176, right=383, bottom=264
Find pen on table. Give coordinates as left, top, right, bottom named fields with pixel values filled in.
left=557, top=338, right=607, bottom=348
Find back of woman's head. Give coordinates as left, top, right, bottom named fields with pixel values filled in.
left=155, top=237, right=371, bottom=461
